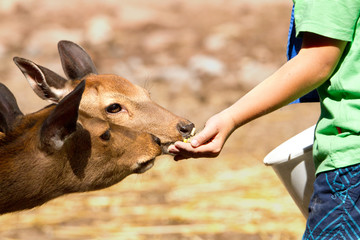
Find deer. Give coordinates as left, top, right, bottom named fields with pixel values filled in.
left=13, top=40, right=195, bottom=154
left=0, top=81, right=162, bottom=214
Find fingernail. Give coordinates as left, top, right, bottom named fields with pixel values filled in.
left=191, top=139, right=199, bottom=147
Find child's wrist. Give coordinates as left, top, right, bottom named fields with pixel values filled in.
left=219, top=108, right=237, bottom=132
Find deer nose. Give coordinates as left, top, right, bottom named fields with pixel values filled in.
left=151, top=134, right=161, bottom=146
left=177, top=121, right=195, bottom=138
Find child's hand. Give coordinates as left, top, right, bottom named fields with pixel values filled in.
left=168, top=111, right=235, bottom=161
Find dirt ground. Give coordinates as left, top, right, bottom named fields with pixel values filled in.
left=0, top=0, right=320, bottom=239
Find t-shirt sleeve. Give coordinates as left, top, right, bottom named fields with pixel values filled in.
left=294, top=0, right=360, bottom=41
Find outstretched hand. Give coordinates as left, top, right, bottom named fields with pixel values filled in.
left=168, top=111, right=236, bottom=161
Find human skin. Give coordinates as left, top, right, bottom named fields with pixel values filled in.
left=168, top=32, right=347, bottom=161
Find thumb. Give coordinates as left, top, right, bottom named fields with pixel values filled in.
left=191, top=125, right=217, bottom=148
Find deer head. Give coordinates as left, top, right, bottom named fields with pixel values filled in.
left=13, top=41, right=195, bottom=153
left=0, top=81, right=162, bottom=214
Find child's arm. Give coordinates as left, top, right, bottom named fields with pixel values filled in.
left=169, top=32, right=347, bottom=160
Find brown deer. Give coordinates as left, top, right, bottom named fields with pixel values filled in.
left=13, top=41, right=195, bottom=153
left=0, top=81, right=162, bottom=214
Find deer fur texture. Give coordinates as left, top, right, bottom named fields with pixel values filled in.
left=0, top=81, right=162, bottom=214
left=14, top=40, right=195, bottom=153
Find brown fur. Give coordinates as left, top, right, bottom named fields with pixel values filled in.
left=0, top=83, right=161, bottom=214
left=14, top=41, right=195, bottom=153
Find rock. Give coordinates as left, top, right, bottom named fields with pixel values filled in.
left=86, top=15, right=113, bottom=45
left=111, top=57, right=147, bottom=85
left=238, top=59, right=277, bottom=89
left=117, top=5, right=162, bottom=29
left=155, top=65, right=201, bottom=92
left=117, top=4, right=180, bottom=29
left=142, top=31, right=176, bottom=52
left=188, top=54, right=226, bottom=77
left=24, top=27, right=83, bottom=57
left=0, top=0, right=21, bottom=14
left=204, top=34, right=227, bottom=52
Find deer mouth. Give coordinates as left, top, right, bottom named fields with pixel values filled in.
left=133, top=158, right=155, bottom=174
left=161, top=128, right=196, bottom=155
left=161, top=142, right=178, bottom=155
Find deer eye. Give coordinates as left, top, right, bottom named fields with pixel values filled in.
left=100, top=129, right=111, bottom=141
left=106, top=103, right=122, bottom=113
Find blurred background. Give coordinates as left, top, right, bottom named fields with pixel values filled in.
left=0, top=0, right=320, bottom=239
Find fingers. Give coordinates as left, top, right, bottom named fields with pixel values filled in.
left=168, top=113, right=230, bottom=161
left=190, top=124, right=217, bottom=148
left=168, top=140, right=221, bottom=160
left=167, top=144, right=180, bottom=154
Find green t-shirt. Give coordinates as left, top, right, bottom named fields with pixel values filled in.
left=293, top=0, right=360, bottom=174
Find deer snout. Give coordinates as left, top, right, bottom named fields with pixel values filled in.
left=177, top=121, right=195, bottom=138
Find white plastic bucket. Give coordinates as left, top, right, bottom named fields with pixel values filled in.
left=264, top=125, right=316, bottom=218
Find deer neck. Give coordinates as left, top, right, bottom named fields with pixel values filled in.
left=0, top=112, right=79, bottom=214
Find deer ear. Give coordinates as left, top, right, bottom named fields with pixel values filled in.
left=40, top=81, right=85, bottom=151
left=58, top=40, right=98, bottom=80
left=0, top=83, right=23, bottom=134
left=13, top=57, right=69, bottom=103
